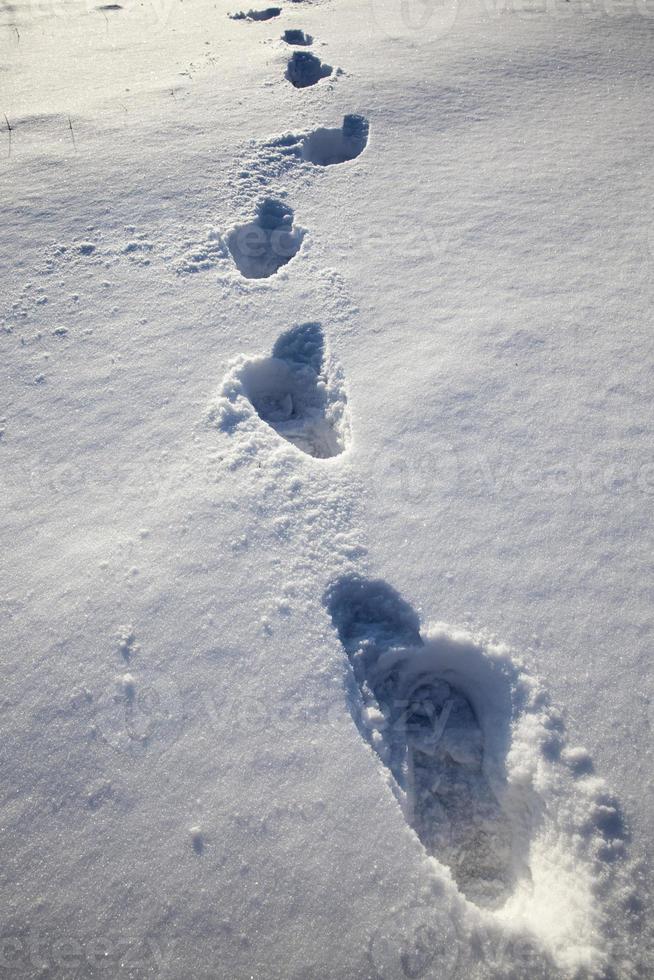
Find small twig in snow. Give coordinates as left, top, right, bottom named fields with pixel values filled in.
left=4, top=114, right=12, bottom=159
left=68, top=115, right=77, bottom=152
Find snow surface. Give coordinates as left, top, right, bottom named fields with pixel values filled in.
left=1, top=0, right=653, bottom=975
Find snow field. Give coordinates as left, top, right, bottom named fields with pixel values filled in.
left=1, top=0, right=652, bottom=975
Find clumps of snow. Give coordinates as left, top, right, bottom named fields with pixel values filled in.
left=324, top=574, right=632, bottom=970
left=123, top=241, right=153, bottom=265
left=119, top=672, right=136, bottom=700
left=177, top=229, right=229, bottom=275
left=285, top=51, right=332, bottom=88
left=210, top=322, right=351, bottom=460
left=117, top=626, right=139, bottom=662
left=225, top=199, right=305, bottom=279
left=282, top=28, right=312, bottom=45
left=561, top=744, right=594, bottom=775
left=229, top=6, right=281, bottom=19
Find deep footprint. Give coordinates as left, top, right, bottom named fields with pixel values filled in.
left=226, top=198, right=304, bottom=279
left=325, top=575, right=516, bottom=909
left=282, top=28, right=312, bottom=45
left=286, top=51, right=332, bottom=88
left=301, top=114, right=368, bottom=165
left=229, top=6, right=281, bottom=18
left=215, top=323, right=350, bottom=459
left=271, top=115, right=369, bottom=166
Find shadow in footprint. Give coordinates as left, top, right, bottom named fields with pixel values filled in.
left=286, top=51, right=332, bottom=88
left=237, top=323, right=348, bottom=458
left=226, top=199, right=304, bottom=279
left=301, top=114, right=369, bottom=166
left=229, top=6, right=281, bottom=18
left=325, top=575, right=519, bottom=909
left=268, top=116, right=369, bottom=167
left=282, top=28, right=312, bottom=45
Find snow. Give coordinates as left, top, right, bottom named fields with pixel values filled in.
left=1, top=0, right=653, bottom=975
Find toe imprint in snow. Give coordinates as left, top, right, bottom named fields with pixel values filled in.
left=286, top=51, right=332, bottom=88
left=325, top=575, right=517, bottom=909
left=212, top=322, right=350, bottom=459
left=226, top=199, right=304, bottom=279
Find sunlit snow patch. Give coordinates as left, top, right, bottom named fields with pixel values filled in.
left=226, top=198, right=305, bottom=279
left=211, top=322, right=350, bottom=459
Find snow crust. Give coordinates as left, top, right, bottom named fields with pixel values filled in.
left=1, top=0, right=652, bottom=975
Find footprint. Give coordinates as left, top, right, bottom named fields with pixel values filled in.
left=270, top=115, right=369, bottom=167
left=211, top=322, right=350, bottom=459
left=325, top=575, right=526, bottom=909
left=301, top=114, right=369, bottom=166
left=286, top=51, right=332, bottom=88
left=229, top=6, right=281, bottom=19
left=226, top=199, right=305, bottom=279
left=282, top=28, right=313, bottom=45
